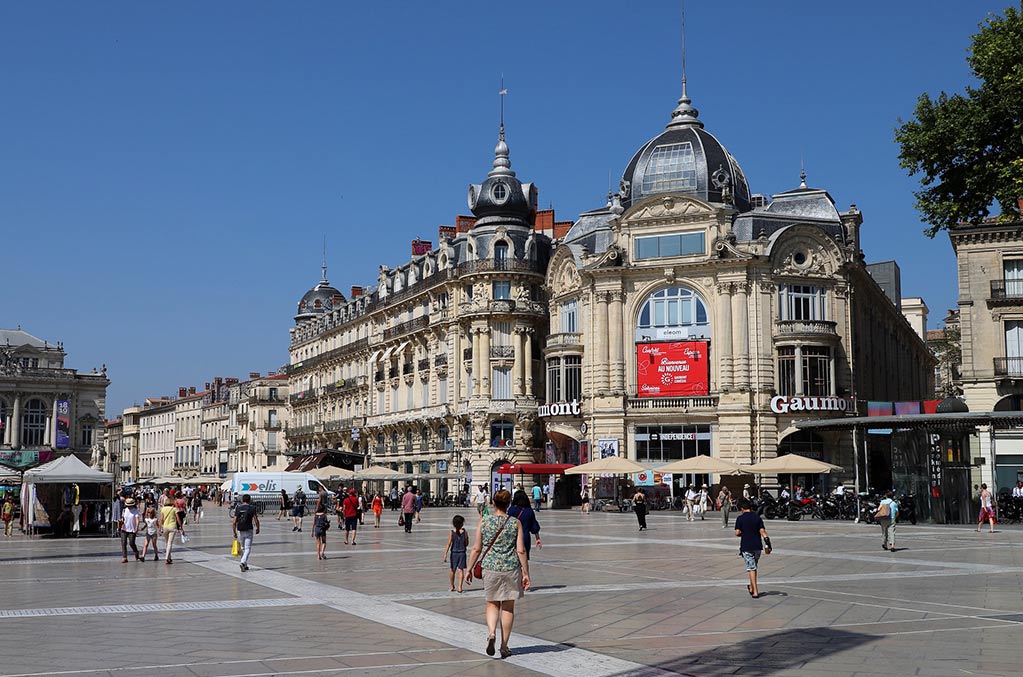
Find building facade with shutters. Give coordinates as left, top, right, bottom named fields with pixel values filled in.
left=541, top=83, right=934, bottom=496
left=287, top=127, right=564, bottom=497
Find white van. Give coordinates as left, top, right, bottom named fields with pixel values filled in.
left=231, top=472, right=329, bottom=513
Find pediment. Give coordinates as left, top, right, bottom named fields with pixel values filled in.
left=624, top=195, right=715, bottom=224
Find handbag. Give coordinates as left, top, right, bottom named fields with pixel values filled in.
left=472, top=515, right=511, bottom=579
left=398, top=514, right=405, bottom=526
left=231, top=539, right=241, bottom=557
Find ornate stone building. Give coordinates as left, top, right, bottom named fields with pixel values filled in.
left=949, top=213, right=1023, bottom=488
left=0, top=328, right=108, bottom=469
left=288, top=126, right=555, bottom=496
left=542, top=82, right=934, bottom=495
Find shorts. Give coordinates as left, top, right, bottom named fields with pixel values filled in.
left=344, top=516, right=359, bottom=531
left=450, top=551, right=467, bottom=571
left=291, top=506, right=305, bottom=518
left=741, top=550, right=762, bottom=571
left=980, top=507, right=996, bottom=522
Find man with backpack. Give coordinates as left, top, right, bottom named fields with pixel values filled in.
left=291, top=486, right=307, bottom=532
left=876, top=491, right=899, bottom=552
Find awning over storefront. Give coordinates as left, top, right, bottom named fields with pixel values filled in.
left=380, top=345, right=395, bottom=362
left=367, top=350, right=382, bottom=365
left=795, top=411, right=1023, bottom=431
left=285, top=452, right=327, bottom=472
left=496, top=463, right=575, bottom=475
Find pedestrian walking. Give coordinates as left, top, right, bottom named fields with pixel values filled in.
left=119, top=498, right=142, bottom=563
left=580, top=486, right=591, bottom=514
left=474, top=485, right=486, bottom=517
left=372, top=492, right=383, bottom=528
left=277, top=489, right=289, bottom=521
left=443, top=514, right=470, bottom=592
left=414, top=488, right=423, bottom=523
left=357, top=492, right=366, bottom=525
left=390, top=486, right=399, bottom=511
left=313, top=508, right=329, bottom=560
left=698, top=484, right=710, bottom=520
left=531, top=484, right=543, bottom=511
left=542, top=483, right=550, bottom=508
left=466, top=489, right=530, bottom=659
left=291, top=486, right=306, bottom=532
left=717, top=485, right=733, bottom=528
left=140, top=507, right=160, bottom=561
left=401, top=487, right=416, bottom=533
left=190, top=492, right=203, bottom=523
left=876, top=491, right=899, bottom=551
left=507, top=491, right=542, bottom=559
left=734, top=499, right=771, bottom=599
left=342, top=489, right=359, bottom=545
left=632, top=488, right=648, bottom=530
left=174, top=492, right=187, bottom=529
left=232, top=493, right=260, bottom=572
left=159, top=500, right=181, bottom=564
left=977, top=483, right=996, bottom=533
left=2, top=494, right=14, bottom=537
left=684, top=485, right=698, bottom=521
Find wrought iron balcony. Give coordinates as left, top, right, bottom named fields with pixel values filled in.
left=626, top=394, right=720, bottom=411
left=990, top=279, right=1023, bottom=301
left=434, top=355, right=448, bottom=367
left=418, top=358, right=431, bottom=371
left=383, top=315, right=430, bottom=341
left=773, top=320, right=839, bottom=338
left=456, top=258, right=545, bottom=275
left=994, top=357, right=1023, bottom=377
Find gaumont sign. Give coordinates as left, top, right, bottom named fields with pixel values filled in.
left=537, top=399, right=581, bottom=418
left=770, top=395, right=852, bottom=415
left=636, top=341, right=709, bottom=397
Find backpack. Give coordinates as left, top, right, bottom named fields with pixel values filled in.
left=876, top=501, right=890, bottom=518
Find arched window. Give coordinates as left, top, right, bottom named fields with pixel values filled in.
left=421, top=427, right=431, bottom=452
left=21, top=398, right=47, bottom=447
left=635, top=286, right=710, bottom=341
left=490, top=420, right=514, bottom=447
left=493, top=241, right=509, bottom=270
left=405, top=430, right=413, bottom=453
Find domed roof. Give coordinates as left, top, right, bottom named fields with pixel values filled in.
left=620, top=84, right=751, bottom=212
left=936, top=397, right=969, bottom=414
left=295, top=264, right=345, bottom=322
left=467, top=125, right=536, bottom=227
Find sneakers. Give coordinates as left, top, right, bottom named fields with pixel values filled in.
left=240, top=563, right=249, bottom=572
left=292, top=526, right=297, bottom=532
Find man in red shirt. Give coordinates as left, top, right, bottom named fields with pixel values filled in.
left=342, top=489, right=360, bottom=546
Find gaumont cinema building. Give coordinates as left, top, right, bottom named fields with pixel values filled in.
left=539, top=81, right=934, bottom=497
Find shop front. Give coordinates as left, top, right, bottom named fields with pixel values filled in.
left=635, top=424, right=712, bottom=493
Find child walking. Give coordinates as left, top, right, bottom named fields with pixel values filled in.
left=313, top=509, right=330, bottom=560
left=443, top=514, right=470, bottom=592
left=140, top=507, right=160, bottom=561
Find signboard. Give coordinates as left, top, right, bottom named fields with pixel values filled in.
left=537, top=399, right=581, bottom=418
left=55, top=399, right=70, bottom=449
left=651, top=432, right=696, bottom=441
left=770, top=396, right=851, bottom=415
left=437, top=460, right=448, bottom=472
left=0, top=450, right=53, bottom=470
left=636, top=342, right=709, bottom=397
left=634, top=469, right=655, bottom=486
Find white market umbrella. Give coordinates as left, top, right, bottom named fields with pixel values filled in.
left=311, top=465, right=356, bottom=480
left=354, top=465, right=401, bottom=479
left=657, top=456, right=743, bottom=475
left=741, top=454, right=843, bottom=475
left=564, top=456, right=650, bottom=475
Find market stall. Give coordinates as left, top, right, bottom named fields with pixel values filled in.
left=21, top=455, right=115, bottom=537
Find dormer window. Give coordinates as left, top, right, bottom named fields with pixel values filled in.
left=492, top=182, right=508, bottom=203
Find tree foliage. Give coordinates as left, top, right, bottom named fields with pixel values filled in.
left=895, top=4, right=1023, bottom=236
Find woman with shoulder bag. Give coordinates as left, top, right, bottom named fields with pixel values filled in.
left=466, top=489, right=530, bottom=660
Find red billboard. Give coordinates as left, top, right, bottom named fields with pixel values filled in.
left=636, top=341, right=709, bottom=397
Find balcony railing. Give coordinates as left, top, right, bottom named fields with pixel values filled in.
left=289, top=389, right=318, bottom=404
left=547, top=332, right=582, bottom=348
left=434, top=355, right=448, bottom=367
left=202, top=438, right=218, bottom=448
left=490, top=345, right=514, bottom=358
left=456, top=258, right=545, bottom=275
left=626, top=394, right=720, bottom=411
left=383, top=315, right=430, bottom=341
left=289, top=337, right=370, bottom=375
left=286, top=424, right=316, bottom=437
left=991, top=279, right=1023, bottom=301
left=774, top=320, right=838, bottom=337
left=265, top=421, right=282, bottom=430
left=418, top=358, right=431, bottom=371
left=994, top=357, right=1023, bottom=377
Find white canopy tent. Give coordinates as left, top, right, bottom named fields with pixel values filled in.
left=21, top=455, right=115, bottom=536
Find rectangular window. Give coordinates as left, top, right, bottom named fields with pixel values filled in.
left=547, top=357, right=562, bottom=401
left=634, top=232, right=705, bottom=260
left=492, top=281, right=511, bottom=299
left=802, top=347, right=832, bottom=396
left=438, top=375, right=448, bottom=402
left=779, top=285, right=826, bottom=321
left=1005, top=260, right=1023, bottom=297
left=493, top=321, right=512, bottom=346
left=377, top=390, right=385, bottom=414
left=560, top=300, right=578, bottom=333
left=267, top=431, right=278, bottom=452
left=421, top=379, right=430, bottom=407
left=1006, top=321, right=1023, bottom=375
left=564, top=356, right=582, bottom=401
left=493, top=367, right=512, bottom=400
left=406, top=382, right=414, bottom=410
left=777, top=347, right=797, bottom=396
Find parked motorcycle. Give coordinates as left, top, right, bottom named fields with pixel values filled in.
left=896, top=493, right=918, bottom=525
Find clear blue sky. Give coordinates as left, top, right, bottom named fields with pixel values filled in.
left=1, top=1, right=1009, bottom=416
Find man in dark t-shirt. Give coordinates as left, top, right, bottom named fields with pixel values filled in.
left=734, top=499, right=771, bottom=598
left=232, top=494, right=261, bottom=572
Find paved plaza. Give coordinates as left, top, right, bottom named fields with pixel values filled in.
left=2, top=505, right=1023, bottom=676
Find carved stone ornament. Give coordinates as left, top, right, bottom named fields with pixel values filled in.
left=0, top=348, right=22, bottom=376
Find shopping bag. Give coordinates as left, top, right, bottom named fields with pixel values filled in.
left=398, top=514, right=405, bottom=526
left=231, top=539, right=240, bottom=557
left=180, top=532, right=190, bottom=543
left=199, top=509, right=205, bottom=520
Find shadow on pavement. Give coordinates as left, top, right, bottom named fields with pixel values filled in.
left=611, top=627, right=878, bottom=677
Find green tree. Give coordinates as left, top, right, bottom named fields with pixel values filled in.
left=895, top=5, right=1023, bottom=237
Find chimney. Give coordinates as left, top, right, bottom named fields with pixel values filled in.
left=455, top=215, right=476, bottom=233
left=249, top=372, right=261, bottom=379
left=438, top=225, right=456, bottom=241
left=226, top=377, right=239, bottom=385
left=411, top=238, right=432, bottom=256
left=535, top=209, right=554, bottom=233
left=188, top=386, right=196, bottom=395
left=554, top=220, right=574, bottom=239
left=350, top=286, right=364, bottom=298
left=267, top=370, right=276, bottom=376
left=178, top=387, right=187, bottom=398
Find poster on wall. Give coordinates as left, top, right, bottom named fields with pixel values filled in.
left=55, top=399, right=71, bottom=449
left=636, top=342, right=709, bottom=397
left=597, top=439, right=619, bottom=458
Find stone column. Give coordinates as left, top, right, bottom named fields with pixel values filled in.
left=795, top=345, right=804, bottom=395
left=609, top=291, right=625, bottom=394
left=717, top=283, right=733, bottom=390
left=594, top=291, right=610, bottom=393
left=11, top=394, right=21, bottom=450
left=524, top=329, right=534, bottom=393
left=480, top=327, right=492, bottom=398
left=731, top=282, right=750, bottom=389
left=472, top=328, right=481, bottom=397
left=513, top=327, right=524, bottom=396
left=452, top=329, right=462, bottom=403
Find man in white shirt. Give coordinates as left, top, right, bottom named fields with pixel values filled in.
left=684, top=486, right=698, bottom=522
left=833, top=483, right=846, bottom=496
left=779, top=485, right=790, bottom=500
left=1012, top=482, right=1023, bottom=498
left=743, top=483, right=753, bottom=501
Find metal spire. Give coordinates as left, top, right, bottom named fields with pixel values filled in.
left=490, top=78, right=515, bottom=177
left=667, top=0, right=703, bottom=129
left=320, top=236, right=328, bottom=283
left=799, top=152, right=808, bottom=188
